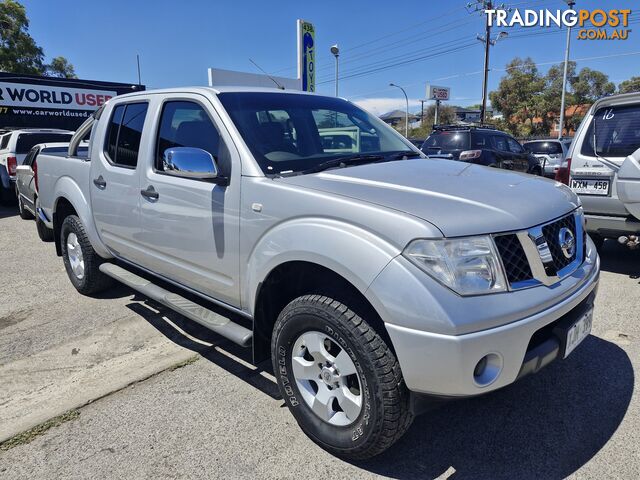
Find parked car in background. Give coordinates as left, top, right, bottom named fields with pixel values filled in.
left=421, top=125, right=542, bottom=175
left=37, top=87, right=599, bottom=459
left=565, top=92, right=640, bottom=249
left=15, top=142, right=88, bottom=241
left=0, top=128, right=73, bottom=204
left=523, top=138, right=573, bottom=178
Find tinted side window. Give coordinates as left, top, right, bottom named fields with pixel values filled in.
left=507, top=137, right=524, bottom=153
left=105, top=105, right=125, bottom=163
left=24, top=147, right=38, bottom=166
left=156, top=101, right=221, bottom=171
left=104, top=103, right=148, bottom=168
left=471, top=131, right=489, bottom=148
left=0, top=134, right=9, bottom=149
left=491, top=135, right=508, bottom=151
left=16, top=133, right=73, bottom=153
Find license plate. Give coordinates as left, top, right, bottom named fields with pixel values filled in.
left=570, top=178, right=610, bottom=196
left=564, top=309, right=593, bottom=358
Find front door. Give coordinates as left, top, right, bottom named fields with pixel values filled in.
left=138, top=97, right=241, bottom=307
left=90, top=101, right=149, bottom=263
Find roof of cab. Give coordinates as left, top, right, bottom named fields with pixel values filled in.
left=114, top=85, right=322, bottom=99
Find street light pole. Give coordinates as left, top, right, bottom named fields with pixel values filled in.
left=330, top=44, right=340, bottom=97
left=558, top=0, right=576, bottom=139
left=390, top=83, right=409, bottom=137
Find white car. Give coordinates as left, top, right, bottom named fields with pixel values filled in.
left=523, top=138, right=572, bottom=178
left=0, top=128, right=73, bottom=204
left=565, top=92, right=640, bottom=249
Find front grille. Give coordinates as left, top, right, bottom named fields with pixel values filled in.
left=494, top=234, right=533, bottom=284
left=542, top=215, right=577, bottom=270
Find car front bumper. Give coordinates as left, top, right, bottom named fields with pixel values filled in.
left=368, top=239, right=600, bottom=397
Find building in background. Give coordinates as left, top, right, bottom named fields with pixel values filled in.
left=379, top=109, right=420, bottom=128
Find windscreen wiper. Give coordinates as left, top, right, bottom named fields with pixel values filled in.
left=388, top=150, right=423, bottom=159
left=294, top=154, right=385, bottom=175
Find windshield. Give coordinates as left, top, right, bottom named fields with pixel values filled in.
left=581, top=104, right=640, bottom=158
left=523, top=141, right=563, bottom=155
left=421, top=131, right=470, bottom=152
left=217, top=92, right=412, bottom=175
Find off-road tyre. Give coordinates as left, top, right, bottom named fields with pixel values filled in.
left=60, top=215, right=112, bottom=295
left=272, top=294, right=413, bottom=460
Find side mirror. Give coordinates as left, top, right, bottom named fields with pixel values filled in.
left=162, top=147, right=218, bottom=179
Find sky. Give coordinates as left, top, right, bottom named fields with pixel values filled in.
left=21, top=0, right=640, bottom=116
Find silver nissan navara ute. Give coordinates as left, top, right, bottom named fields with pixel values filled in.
left=36, top=87, right=600, bottom=459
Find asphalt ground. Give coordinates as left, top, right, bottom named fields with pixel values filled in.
left=0, top=203, right=639, bottom=479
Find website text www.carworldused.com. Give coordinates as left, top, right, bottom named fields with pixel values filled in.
left=485, top=8, right=632, bottom=41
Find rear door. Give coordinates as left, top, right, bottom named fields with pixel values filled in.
left=506, top=136, right=531, bottom=172
left=137, top=95, right=241, bottom=307
left=490, top=134, right=513, bottom=169
left=90, top=101, right=149, bottom=263
left=16, top=147, right=38, bottom=210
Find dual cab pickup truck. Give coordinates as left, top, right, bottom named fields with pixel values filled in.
left=37, top=87, right=600, bottom=459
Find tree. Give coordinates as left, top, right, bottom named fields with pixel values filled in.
left=489, top=57, right=546, bottom=136
left=47, top=56, right=77, bottom=78
left=572, top=67, right=615, bottom=104
left=0, top=0, right=45, bottom=74
left=618, top=76, right=640, bottom=94
left=0, top=0, right=76, bottom=76
left=408, top=104, right=457, bottom=139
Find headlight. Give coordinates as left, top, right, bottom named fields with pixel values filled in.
left=403, top=236, right=507, bottom=296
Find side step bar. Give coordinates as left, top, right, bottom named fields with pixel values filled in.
left=99, top=263, right=252, bottom=347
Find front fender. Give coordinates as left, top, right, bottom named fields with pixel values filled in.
left=52, top=176, right=111, bottom=259
left=244, top=217, right=401, bottom=315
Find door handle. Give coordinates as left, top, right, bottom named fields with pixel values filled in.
left=140, top=185, right=159, bottom=200
left=93, top=175, right=106, bottom=189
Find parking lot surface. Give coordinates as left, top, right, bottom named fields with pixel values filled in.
left=1, top=204, right=639, bottom=479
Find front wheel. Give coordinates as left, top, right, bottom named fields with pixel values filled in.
left=60, top=215, right=113, bottom=295
left=272, top=295, right=413, bottom=460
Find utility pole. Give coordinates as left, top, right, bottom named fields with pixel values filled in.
left=434, top=99, right=441, bottom=125
left=420, top=99, right=426, bottom=127
left=390, top=83, right=409, bottom=138
left=470, top=1, right=509, bottom=124
left=480, top=0, right=492, bottom=124
left=558, top=0, right=576, bottom=139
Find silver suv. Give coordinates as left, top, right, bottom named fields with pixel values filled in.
left=567, top=92, right=640, bottom=248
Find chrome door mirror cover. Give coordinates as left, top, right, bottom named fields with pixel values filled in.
left=162, top=147, right=219, bottom=179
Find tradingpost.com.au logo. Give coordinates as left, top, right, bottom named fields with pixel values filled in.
left=485, top=8, right=632, bottom=40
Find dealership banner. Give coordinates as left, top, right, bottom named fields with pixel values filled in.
left=297, top=19, right=315, bottom=92
left=0, top=73, right=144, bottom=131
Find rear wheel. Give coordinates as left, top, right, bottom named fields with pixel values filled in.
left=272, top=295, right=413, bottom=460
left=60, top=215, right=113, bottom=295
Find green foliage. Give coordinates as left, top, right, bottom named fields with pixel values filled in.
left=47, top=56, right=77, bottom=78
left=0, top=0, right=76, bottom=77
left=407, top=104, right=457, bottom=139
left=489, top=57, right=616, bottom=137
left=0, top=0, right=44, bottom=74
left=618, top=76, right=640, bottom=94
